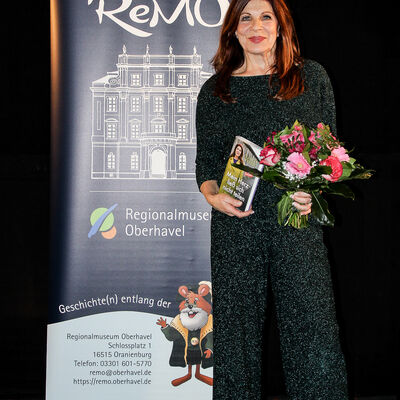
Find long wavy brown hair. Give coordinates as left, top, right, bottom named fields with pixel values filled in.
left=211, top=0, right=304, bottom=102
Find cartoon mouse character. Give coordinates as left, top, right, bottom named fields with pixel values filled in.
left=156, top=281, right=213, bottom=386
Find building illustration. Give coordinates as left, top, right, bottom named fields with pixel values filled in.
left=90, top=45, right=212, bottom=179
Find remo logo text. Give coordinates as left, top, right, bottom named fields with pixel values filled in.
left=88, top=0, right=230, bottom=37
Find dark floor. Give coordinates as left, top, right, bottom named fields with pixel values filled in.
left=266, top=397, right=397, bottom=400
left=1, top=397, right=396, bottom=400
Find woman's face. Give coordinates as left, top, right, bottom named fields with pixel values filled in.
left=235, top=145, right=243, bottom=157
left=236, top=0, right=279, bottom=58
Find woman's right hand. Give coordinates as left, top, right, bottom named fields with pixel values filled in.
left=200, top=180, right=254, bottom=218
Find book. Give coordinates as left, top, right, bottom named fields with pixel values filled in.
left=219, top=136, right=264, bottom=212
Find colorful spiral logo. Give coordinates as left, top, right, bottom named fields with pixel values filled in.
left=88, top=204, right=118, bottom=239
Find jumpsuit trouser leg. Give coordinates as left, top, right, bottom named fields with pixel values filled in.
left=269, top=223, right=348, bottom=399
left=210, top=213, right=348, bottom=400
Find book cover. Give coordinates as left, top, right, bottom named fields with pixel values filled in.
left=219, top=136, right=264, bottom=212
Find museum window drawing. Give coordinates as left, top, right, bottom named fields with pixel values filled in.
left=153, top=73, right=164, bottom=86
left=131, top=97, right=141, bottom=112
left=106, top=96, right=118, bottom=112
left=130, top=152, right=139, bottom=170
left=153, top=96, right=164, bottom=113
left=178, top=73, right=188, bottom=86
left=131, top=73, right=141, bottom=86
left=107, top=152, right=116, bottom=170
left=130, top=121, right=140, bottom=139
left=179, top=152, right=187, bottom=170
left=90, top=45, right=211, bottom=179
left=106, top=120, right=118, bottom=140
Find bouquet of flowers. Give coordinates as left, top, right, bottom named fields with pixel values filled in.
left=234, top=121, right=373, bottom=229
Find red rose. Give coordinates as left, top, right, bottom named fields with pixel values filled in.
left=320, top=156, right=343, bottom=182
left=260, top=145, right=281, bottom=166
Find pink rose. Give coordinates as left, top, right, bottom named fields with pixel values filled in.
left=260, top=145, right=281, bottom=166
left=317, top=122, right=325, bottom=130
left=320, top=156, right=343, bottom=182
left=280, top=130, right=305, bottom=153
left=285, top=152, right=312, bottom=177
left=331, top=146, right=350, bottom=162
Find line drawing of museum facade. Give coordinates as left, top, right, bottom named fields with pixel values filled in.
left=90, top=45, right=211, bottom=179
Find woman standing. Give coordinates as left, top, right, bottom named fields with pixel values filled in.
left=195, top=0, right=349, bottom=399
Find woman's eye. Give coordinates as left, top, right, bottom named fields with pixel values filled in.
left=240, top=15, right=251, bottom=21
left=262, top=14, right=272, bottom=20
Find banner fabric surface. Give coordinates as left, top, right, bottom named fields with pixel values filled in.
left=48, top=1, right=230, bottom=399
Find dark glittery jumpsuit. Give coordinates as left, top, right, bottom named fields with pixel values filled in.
left=195, top=60, right=348, bottom=400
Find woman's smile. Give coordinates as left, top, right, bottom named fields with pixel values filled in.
left=249, top=36, right=266, bottom=43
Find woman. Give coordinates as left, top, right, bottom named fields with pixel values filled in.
left=195, top=0, right=349, bottom=399
left=231, top=144, right=244, bottom=165
left=220, top=143, right=245, bottom=193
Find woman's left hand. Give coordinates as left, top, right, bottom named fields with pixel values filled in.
left=291, top=191, right=312, bottom=216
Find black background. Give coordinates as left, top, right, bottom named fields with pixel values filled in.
left=1, top=0, right=397, bottom=398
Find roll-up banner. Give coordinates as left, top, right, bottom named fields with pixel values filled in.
left=48, top=1, right=229, bottom=399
